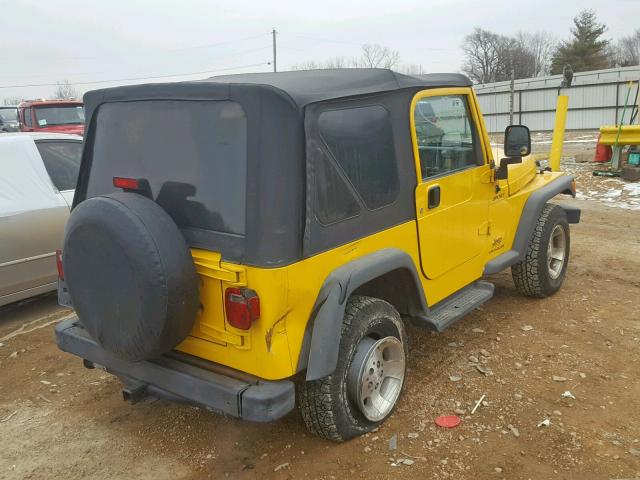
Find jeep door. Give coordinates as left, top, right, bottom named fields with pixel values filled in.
left=411, top=88, right=494, bottom=303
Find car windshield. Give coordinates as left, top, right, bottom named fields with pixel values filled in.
left=34, top=105, right=85, bottom=127
left=0, top=108, right=18, bottom=122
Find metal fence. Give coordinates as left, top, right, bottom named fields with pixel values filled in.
left=474, top=66, right=640, bottom=133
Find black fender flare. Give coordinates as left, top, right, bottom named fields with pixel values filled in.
left=299, top=248, right=427, bottom=381
left=484, top=174, right=578, bottom=275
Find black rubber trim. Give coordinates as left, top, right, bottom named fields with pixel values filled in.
left=484, top=175, right=576, bottom=275
left=300, top=248, right=428, bottom=381
left=55, top=318, right=294, bottom=422
left=560, top=204, right=581, bottom=224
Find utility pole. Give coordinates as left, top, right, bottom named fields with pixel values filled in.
left=272, top=28, right=277, bottom=73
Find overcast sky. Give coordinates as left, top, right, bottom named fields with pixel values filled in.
left=1, top=0, right=637, bottom=102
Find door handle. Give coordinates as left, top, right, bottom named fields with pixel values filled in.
left=428, top=185, right=441, bottom=209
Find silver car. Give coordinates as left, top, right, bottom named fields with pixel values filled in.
left=0, top=132, right=82, bottom=307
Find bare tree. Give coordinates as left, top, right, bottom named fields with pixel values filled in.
left=461, top=28, right=505, bottom=83
left=291, top=44, right=400, bottom=71
left=354, top=44, right=400, bottom=69
left=52, top=80, right=79, bottom=100
left=3, top=96, right=23, bottom=106
left=462, top=28, right=553, bottom=83
left=323, top=56, right=348, bottom=69
left=610, top=29, right=640, bottom=66
left=290, top=60, right=321, bottom=71
left=516, top=31, right=556, bottom=76
left=398, top=64, right=424, bottom=75
left=291, top=56, right=349, bottom=71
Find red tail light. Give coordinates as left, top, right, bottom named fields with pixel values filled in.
left=224, top=287, right=260, bottom=330
left=113, top=177, right=140, bottom=190
left=56, top=249, right=64, bottom=280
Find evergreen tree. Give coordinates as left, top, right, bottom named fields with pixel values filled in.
left=551, top=9, right=609, bottom=74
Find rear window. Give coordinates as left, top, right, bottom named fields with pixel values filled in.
left=86, top=100, right=247, bottom=235
left=36, top=140, right=82, bottom=191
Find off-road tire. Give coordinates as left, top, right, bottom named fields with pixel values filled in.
left=298, top=296, right=407, bottom=442
left=511, top=203, right=570, bottom=298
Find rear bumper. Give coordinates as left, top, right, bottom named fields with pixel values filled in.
left=55, top=318, right=295, bottom=422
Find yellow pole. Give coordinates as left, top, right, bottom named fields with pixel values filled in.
left=549, top=95, right=569, bottom=172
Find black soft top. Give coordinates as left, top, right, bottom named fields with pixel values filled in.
left=83, top=69, right=471, bottom=117
left=204, top=69, right=471, bottom=108
left=79, top=69, right=473, bottom=267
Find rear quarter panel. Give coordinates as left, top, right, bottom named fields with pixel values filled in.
left=176, top=221, right=423, bottom=380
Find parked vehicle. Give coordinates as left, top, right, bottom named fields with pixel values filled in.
left=0, top=133, right=82, bottom=307
left=18, top=100, right=85, bottom=136
left=55, top=69, right=579, bottom=441
left=0, top=106, right=19, bottom=132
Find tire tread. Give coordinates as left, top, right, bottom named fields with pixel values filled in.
left=512, top=203, right=567, bottom=298
left=298, top=296, right=395, bottom=442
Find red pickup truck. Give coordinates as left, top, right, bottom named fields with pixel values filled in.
left=19, top=100, right=85, bottom=136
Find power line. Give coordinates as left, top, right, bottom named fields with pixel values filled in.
left=281, top=34, right=362, bottom=46
left=0, top=45, right=272, bottom=81
left=0, top=33, right=270, bottom=61
left=0, top=62, right=270, bottom=89
left=277, top=45, right=317, bottom=53
left=280, top=32, right=458, bottom=51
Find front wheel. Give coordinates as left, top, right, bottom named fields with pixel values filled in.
left=511, top=203, right=570, bottom=298
left=298, top=296, right=407, bottom=442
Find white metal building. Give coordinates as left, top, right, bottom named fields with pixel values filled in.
left=474, top=66, right=640, bottom=133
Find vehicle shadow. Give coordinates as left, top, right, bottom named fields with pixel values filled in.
left=0, top=292, right=68, bottom=335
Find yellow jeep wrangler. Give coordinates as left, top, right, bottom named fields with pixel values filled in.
left=56, top=69, right=579, bottom=441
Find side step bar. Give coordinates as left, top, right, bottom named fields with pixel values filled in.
left=411, top=281, right=494, bottom=332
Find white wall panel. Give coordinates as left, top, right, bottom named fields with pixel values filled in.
left=474, top=66, right=640, bottom=132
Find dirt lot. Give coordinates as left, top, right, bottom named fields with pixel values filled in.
left=1, top=159, right=639, bottom=479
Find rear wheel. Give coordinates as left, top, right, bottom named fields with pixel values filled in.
left=298, top=296, right=407, bottom=442
left=512, top=203, right=570, bottom=298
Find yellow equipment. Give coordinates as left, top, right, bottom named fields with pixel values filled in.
left=598, top=125, right=640, bottom=146
left=549, top=95, right=569, bottom=172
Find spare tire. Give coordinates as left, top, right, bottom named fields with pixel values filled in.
left=63, top=192, right=199, bottom=361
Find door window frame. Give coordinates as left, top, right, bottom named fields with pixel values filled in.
left=409, top=87, right=491, bottom=183
left=23, top=108, right=33, bottom=127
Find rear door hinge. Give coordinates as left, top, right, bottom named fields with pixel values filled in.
left=191, top=250, right=246, bottom=286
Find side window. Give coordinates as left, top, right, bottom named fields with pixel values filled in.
left=23, top=108, right=32, bottom=127
left=35, top=141, right=82, bottom=191
left=318, top=105, right=399, bottom=210
left=414, top=95, right=480, bottom=179
left=312, top=147, right=361, bottom=225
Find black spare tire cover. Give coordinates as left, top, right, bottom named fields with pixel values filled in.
left=63, top=192, right=199, bottom=361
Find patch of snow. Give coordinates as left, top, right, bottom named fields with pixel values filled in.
left=623, top=182, right=640, bottom=196
left=534, top=139, right=598, bottom=145
left=603, top=189, right=622, bottom=198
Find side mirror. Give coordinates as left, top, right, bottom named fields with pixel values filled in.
left=504, top=125, right=531, bottom=157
